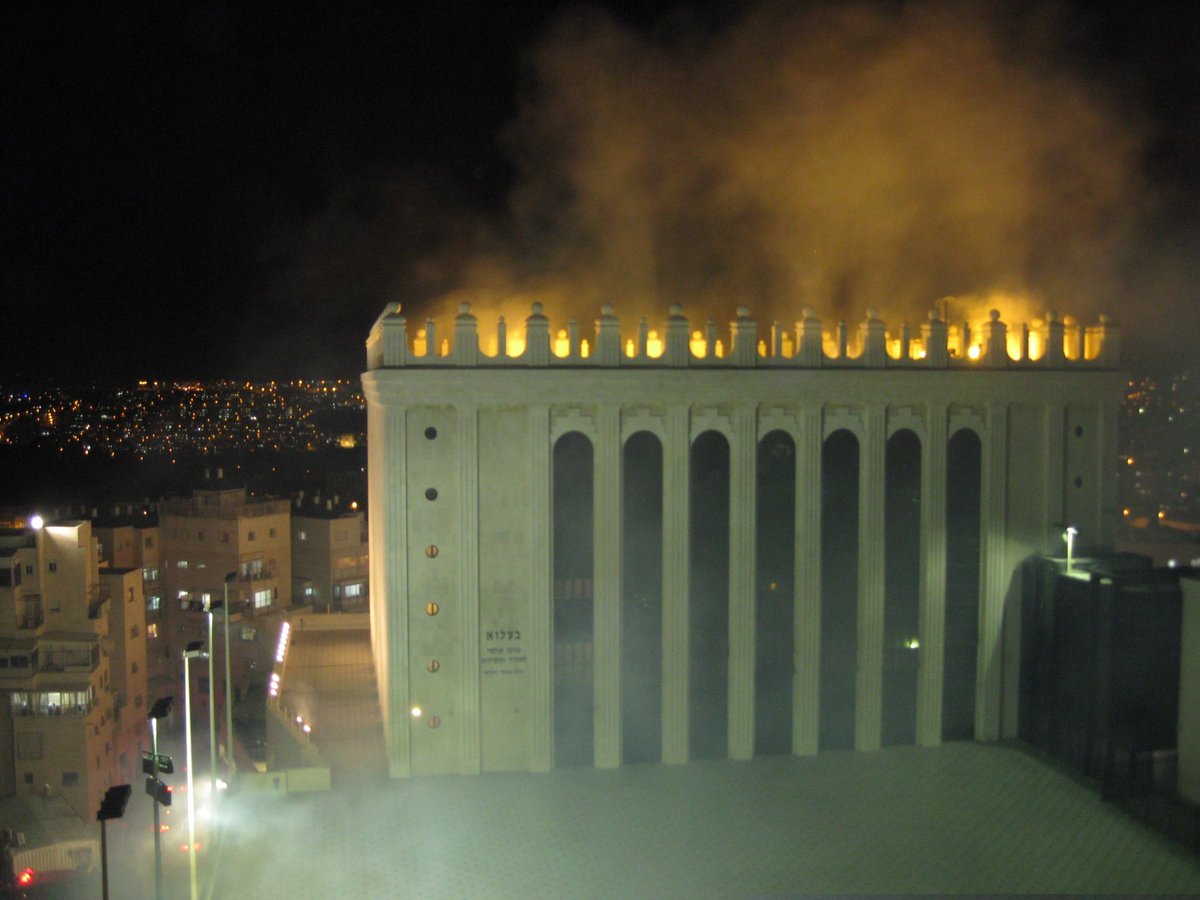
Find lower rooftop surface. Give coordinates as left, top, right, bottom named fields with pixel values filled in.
left=206, top=741, right=1200, bottom=897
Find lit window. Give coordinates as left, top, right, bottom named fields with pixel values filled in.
left=298, top=531, right=307, bottom=542
left=253, top=589, right=271, bottom=609
left=147, top=594, right=161, bottom=611
left=148, top=623, right=158, bottom=638
left=177, top=560, right=188, bottom=569
left=344, top=583, right=364, bottom=598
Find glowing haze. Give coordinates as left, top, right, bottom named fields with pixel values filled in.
left=272, top=1, right=1153, bottom=345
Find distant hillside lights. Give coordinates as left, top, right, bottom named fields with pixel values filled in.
left=368, top=302, right=1119, bottom=369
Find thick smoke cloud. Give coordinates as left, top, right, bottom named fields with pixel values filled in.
left=498, top=0, right=1147, bottom=330
left=266, top=0, right=1173, bottom=362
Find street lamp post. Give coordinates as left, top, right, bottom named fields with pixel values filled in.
left=183, top=641, right=208, bottom=900
left=223, top=572, right=237, bottom=775
left=147, top=696, right=173, bottom=900
left=203, top=602, right=218, bottom=807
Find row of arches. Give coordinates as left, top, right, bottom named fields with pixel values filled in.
left=551, top=426, right=982, bottom=767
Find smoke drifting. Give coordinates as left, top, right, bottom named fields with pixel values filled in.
left=269, top=0, right=1163, bottom=356
left=499, top=0, right=1146, bottom=328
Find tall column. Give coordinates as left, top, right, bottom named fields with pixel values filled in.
left=458, top=405, right=481, bottom=773
left=1042, top=405, right=1065, bottom=552
left=977, top=401, right=1008, bottom=740
left=793, top=405, right=823, bottom=755
left=384, top=404, right=411, bottom=777
left=529, top=406, right=553, bottom=771
left=856, top=405, right=886, bottom=751
left=593, top=406, right=622, bottom=768
left=728, top=406, right=757, bottom=760
left=661, top=406, right=690, bottom=764
left=916, top=404, right=947, bottom=746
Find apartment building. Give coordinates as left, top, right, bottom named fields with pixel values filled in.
left=157, top=478, right=292, bottom=717
left=0, top=518, right=117, bottom=821
left=292, top=502, right=369, bottom=613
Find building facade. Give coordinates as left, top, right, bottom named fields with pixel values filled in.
left=0, top=519, right=118, bottom=820
left=158, top=481, right=292, bottom=721
left=364, top=302, right=1123, bottom=777
left=292, top=503, right=369, bottom=613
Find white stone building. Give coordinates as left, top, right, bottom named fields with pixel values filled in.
left=364, top=302, right=1122, bottom=777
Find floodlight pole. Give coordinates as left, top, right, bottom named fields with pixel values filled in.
left=206, top=602, right=217, bottom=807
left=224, top=572, right=237, bottom=776
left=151, top=716, right=163, bottom=900
left=183, top=645, right=207, bottom=900
left=148, top=695, right=172, bottom=900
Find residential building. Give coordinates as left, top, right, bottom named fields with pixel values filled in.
left=157, top=477, right=292, bottom=722
left=0, top=518, right=117, bottom=821
left=292, top=502, right=369, bottom=613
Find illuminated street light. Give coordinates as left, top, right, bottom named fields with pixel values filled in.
left=147, top=696, right=174, bottom=900
left=223, top=572, right=237, bottom=777
left=1062, top=526, right=1078, bottom=572
left=183, top=641, right=208, bottom=900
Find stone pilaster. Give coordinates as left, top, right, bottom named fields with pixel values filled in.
left=856, top=405, right=886, bottom=751
left=977, top=401, right=1008, bottom=740
left=593, top=406, right=622, bottom=768
left=458, top=405, right=481, bottom=773
left=728, top=405, right=757, bottom=760
left=916, top=403, right=948, bottom=746
left=661, top=405, right=690, bottom=764
left=529, top=405, right=553, bottom=771
left=793, top=404, right=823, bottom=754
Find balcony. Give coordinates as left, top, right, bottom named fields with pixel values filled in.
left=18, top=594, right=44, bottom=630
left=86, top=583, right=112, bottom=620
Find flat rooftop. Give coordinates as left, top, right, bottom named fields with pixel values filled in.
left=205, top=624, right=1200, bottom=897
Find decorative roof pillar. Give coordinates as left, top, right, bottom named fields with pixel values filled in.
left=797, top=308, right=823, bottom=366
left=453, top=302, right=479, bottom=366
left=524, top=302, right=550, bottom=365
left=368, top=302, right=407, bottom=369
left=664, top=304, right=690, bottom=366
left=860, top=308, right=887, bottom=367
left=594, top=304, right=621, bottom=365
left=1043, top=310, right=1066, bottom=367
left=730, top=306, right=758, bottom=365
left=921, top=310, right=949, bottom=367
left=983, top=309, right=1008, bottom=367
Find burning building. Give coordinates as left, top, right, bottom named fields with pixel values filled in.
left=363, top=301, right=1122, bottom=777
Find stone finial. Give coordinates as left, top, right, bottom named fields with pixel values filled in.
left=736, top=305, right=751, bottom=318
left=665, top=304, right=690, bottom=366
left=459, top=301, right=472, bottom=315
left=928, top=308, right=941, bottom=321
left=988, top=308, right=1000, bottom=322
left=866, top=307, right=879, bottom=320
left=594, top=303, right=621, bottom=365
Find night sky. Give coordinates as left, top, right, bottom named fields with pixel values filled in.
left=5, top=1, right=1199, bottom=383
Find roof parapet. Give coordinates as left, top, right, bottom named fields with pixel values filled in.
left=366, top=303, right=1120, bottom=371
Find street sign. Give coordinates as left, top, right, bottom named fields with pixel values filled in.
left=145, top=777, right=172, bottom=807
left=98, top=784, right=132, bottom=821
left=141, top=751, right=174, bottom=775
